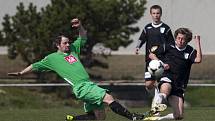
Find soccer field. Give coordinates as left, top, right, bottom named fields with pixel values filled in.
left=0, top=107, right=214, bottom=121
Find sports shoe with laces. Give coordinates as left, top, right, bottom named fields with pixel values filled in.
left=150, top=104, right=167, bottom=114
left=65, top=115, right=74, bottom=121
left=143, top=103, right=167, bottom=119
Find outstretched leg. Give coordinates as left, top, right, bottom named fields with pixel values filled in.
left=103, top=93, right=144, bottom=120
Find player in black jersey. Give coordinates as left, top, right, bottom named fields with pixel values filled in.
left=135, top=5, right=174, bottom=111
left=148, top=28, right=202, bottom=120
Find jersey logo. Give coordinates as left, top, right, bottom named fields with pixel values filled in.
left=64, top=55, right=78, bottom=64
left=150, top=46, right=158, bottom=52
left=160, top=27, right=165, bottom=33
left=147, top=26, right=152, bottom=29
left=184, top=53, right=189, bottom=59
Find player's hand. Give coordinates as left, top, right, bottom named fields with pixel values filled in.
left=193, top=35, right=201, bottom=48
left=194, top=35, right=200, bottom=40
left=71, top=18, right=81, bottom=28
left=149, top=53, right=158, bottom=60
left=194, top=35, right=200, bottom=43
left=135, top=48, right=139, bottom=55
left=163, top=64, right=170, bottom=70
left=8, top=72, right=21, bottom=76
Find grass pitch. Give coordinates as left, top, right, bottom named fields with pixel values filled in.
left=0, top=82, right=214, bottom=121
left=0, top=107, right=214, bottom=121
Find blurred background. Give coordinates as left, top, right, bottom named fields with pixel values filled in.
left=0, top=0, right=214, bottom=121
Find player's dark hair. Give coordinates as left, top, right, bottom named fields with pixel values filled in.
left=53, top=36, right=62, bottom=48
left=53, top=33, right=69, bottom=49
left=174, top=28, right=193, bottom=42
left=150, top=5, right=162, bottom=15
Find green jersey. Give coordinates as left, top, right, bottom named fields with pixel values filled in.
left=32, top=37, right=89, bottom=86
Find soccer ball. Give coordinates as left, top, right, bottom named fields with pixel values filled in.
left=147, top=60, right=164, bottom=78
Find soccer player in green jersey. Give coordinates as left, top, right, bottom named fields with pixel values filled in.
left=8, top=18, right=165, bottom=120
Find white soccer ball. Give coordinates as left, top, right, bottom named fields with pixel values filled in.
left=148, top=60, right=164, bottom=78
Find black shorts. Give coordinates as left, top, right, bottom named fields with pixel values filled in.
left=158, top=77, right=185, bottom=101
left=169, top=88, right=185, bottom=101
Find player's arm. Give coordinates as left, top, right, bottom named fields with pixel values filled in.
left=8, top=64, right=33, bottom=76
left=149, top=52, right=159, bottom=60
left=166, top=28, right=174, bottom=44
left=78, top=22, right=87, bottom=40
left=71, top=18, right=87, bottom=55
left=8, top=57, right=51, bottom=77
left=135, top=29, right=147, bottom=55
left=193, top=35, right=202, bottom=63
left=71, top=18, right=87, bottom=44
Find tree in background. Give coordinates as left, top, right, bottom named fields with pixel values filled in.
left=0, top=31, right=3, bottom=45
left=0, top=0, right=146, bottom=80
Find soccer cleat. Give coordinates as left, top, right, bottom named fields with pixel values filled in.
left=150, top=104, right=167, bottom=114
left=153, top=112, right=161, bottom=117
left=131, top=113, right=144, bottom=121
left=65, top=115, right=74, bottom=121
left=143, top=104, right=167, bottom=118
left=143, top=116, right=160, bottom=121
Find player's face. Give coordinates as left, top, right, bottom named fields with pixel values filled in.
left=150, top=9, right=161, bottom=23
left=175, top=33, right=187, bottom=49
left=57, top=37, right=70, bottom=53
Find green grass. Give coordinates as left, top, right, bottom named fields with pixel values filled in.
left=0, top=83, right=214, bottom=121
left=0, top=87, right=66, bottom=109
left=0, top=107, right=214, bottom=121
left=186, top=87, right=215, bottom=107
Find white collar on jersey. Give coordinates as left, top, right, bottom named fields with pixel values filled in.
left=151, top=22, right=163, bottom=28
left=175, top=43, right=187, bottom=51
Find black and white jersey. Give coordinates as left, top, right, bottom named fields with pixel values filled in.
left=160, top=44, right=197, bottom=89
left=136, top=22, right=174, bottom=62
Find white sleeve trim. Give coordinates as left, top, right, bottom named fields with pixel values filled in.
left=64, top=78, right=74, bottom=86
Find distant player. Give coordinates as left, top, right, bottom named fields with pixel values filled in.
left=146, top=28, right=202, bottom=120
left=135, top=5, right=174, bottom=112
left=8, top=18, right=165, bottom=121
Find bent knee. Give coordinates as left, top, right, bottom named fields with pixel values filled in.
left=145, top=81, right=155, bottom=90
left=103, top=93, right=114, bottom=104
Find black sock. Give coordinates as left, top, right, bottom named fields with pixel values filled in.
left=109, top=101, right=133, bottom=120
left=73, top=111, right=96, bottom=120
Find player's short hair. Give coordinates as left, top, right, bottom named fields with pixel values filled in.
left=53, top=33, right=69, bottom=49
left=174, top=28, right=193, bottom=43
left=53, top=36, right=63, bottom=47
left=150, top=5, right=162, bottom=15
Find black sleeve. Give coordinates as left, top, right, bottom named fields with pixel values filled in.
left=166, top=28, right=174, bottom=44
left=136, top=29, right=147, bottom=48
left=160, top=44, right=171, bottom=63
left=189, top=49, right=197, bottom=63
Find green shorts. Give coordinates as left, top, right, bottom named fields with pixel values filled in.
left=73, top=81, right=107, bottom=112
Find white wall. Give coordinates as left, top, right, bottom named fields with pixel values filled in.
left=113, top=0, right=215, bottom=55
